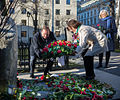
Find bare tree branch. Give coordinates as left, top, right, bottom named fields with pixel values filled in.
left=0, top=0, right=18, bottom=39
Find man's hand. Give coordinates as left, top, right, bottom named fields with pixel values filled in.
left=70, top=51, right=77, bottom=56
left=40, top=49, right=43, bottom=52
left=50, top=57, right=54, bottom=61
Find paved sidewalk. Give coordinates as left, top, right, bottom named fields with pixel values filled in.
left=70, top=52, right=120, bottom=76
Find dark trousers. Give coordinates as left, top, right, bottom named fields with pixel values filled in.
left=30, top=55, right=53, bottom=76
left=83, top=56, right=95, bottom=77
left=98, top=51, right=111, bottom=66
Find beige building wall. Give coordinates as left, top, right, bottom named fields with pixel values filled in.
left=13, top=0, right=77, bottom=42
left=54, top=0, right=77, bottom=40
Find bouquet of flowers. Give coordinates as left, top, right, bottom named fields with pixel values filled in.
left=97, top=24, right=112, bottom=40
left=97, top=24, right=106, bottom=34
left=41, top=40, right=78, bottom=59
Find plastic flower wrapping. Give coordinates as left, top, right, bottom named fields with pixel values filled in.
left=41, top=40, right=78, bottom=59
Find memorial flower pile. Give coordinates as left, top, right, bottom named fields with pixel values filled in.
left=47, top=73, right=115, bottom=100
left=17, top=76, right=49, bottom=100
left=41, top=40, right=78, bottom=59
left=16, top=73, right=115, bottom=100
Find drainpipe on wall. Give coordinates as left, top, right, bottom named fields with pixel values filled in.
left=52, top=0, right=54, bottom=32
left=34, top=0, right=38, bottom=34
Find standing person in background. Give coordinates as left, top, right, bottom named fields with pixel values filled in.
left=66, top=19, right=108, bottom=80
left=30, top=26, right=56, bottom=78
left=96, top=10, right=117, bottom=68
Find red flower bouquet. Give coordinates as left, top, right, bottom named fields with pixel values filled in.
left=41, top=40, right=78, bottom=59
left=97, top=24, right=106, bottom=33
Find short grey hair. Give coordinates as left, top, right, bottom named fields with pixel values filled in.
left=99, top=9, right=109, bottom=19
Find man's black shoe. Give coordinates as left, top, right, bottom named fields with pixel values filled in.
left=30, top=74, right=35, bottom=78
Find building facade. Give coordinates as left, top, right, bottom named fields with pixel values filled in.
left=77, top=0, right=111, bottom=27
left=11, top=0, right=77, bottom=43
left=116, top=0, right=120, bottom=37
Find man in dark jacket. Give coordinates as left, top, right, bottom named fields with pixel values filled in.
left=30, top=26, right=56, bottom=78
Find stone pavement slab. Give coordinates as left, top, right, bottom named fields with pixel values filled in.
left=95, top=69, right=120, bottom=99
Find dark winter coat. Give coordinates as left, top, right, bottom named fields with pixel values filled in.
left=30, top=31, right=56, bottom=58
left=98, top=16, right=117, bottom=51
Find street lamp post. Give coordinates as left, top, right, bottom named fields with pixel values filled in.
left=27, top=11, right=31, bottom=70
left=34, top=0, right=38, bottom=33
left=20, top=23, right=23, bottom=43
left=27, top=12, right=30, bottom=43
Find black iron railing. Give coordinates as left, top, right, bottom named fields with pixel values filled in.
left=17, top=40, right=57, bottom=71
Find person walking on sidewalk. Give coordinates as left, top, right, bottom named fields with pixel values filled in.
left=30, top=26, right=56, bottom=78
left=96, top=10, right=117, bottom=68
left=66, top=19, right=108, bottom=80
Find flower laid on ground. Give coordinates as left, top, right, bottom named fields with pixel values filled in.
left=47, top=73, right=115, bottom=100
left=16, top=73, right=115, bottom=100
left=41, top=75, right=44, bottom=80
left=41, top=40, right=78, bottom=59
left=40, top=74, right=51, bottom=81
left=17, top=78, right=49, bottom=100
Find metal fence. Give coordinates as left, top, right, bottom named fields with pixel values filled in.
left=17, top=29, right=69, bottom=71
left=17, top=41, right=58, bottom=72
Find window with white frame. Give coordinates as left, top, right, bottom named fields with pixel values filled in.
left=45, top=9, right=49, bottom=15
left=21, top=20, right=26, bottom=26
left=56, top=0, right=60, bottom=4
left=44, top=20, right=49, bottom=26
left=66, top=0, right=70, bottom=5
left=56, top=9, right=60, bottom=15
left=56, top=20, right=60, bottom=27
left=55, top=30, right=60, bottom=37
left=44, top=0, right=49, bottom=4
left=66, top=10, right=70, bottom=15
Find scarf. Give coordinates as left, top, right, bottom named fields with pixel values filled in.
left=101, top=16, right=112, bottom=39
left=72, top=26, right=80, bottom=43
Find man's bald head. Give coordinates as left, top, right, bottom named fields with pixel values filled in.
left=41, top=26, right=50, bottom=39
